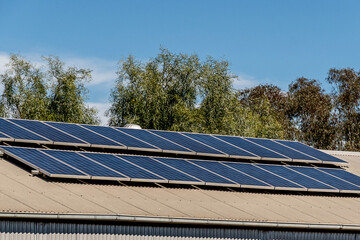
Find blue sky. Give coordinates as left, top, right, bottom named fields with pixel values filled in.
left=1, top=0, right=360, bottom=123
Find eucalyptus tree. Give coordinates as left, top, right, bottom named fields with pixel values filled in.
left=327, top=68, right=360, bottom=151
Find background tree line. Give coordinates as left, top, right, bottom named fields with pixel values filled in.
left=1, top=49, right=360, bottom=151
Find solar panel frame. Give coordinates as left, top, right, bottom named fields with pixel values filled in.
left=214, top=135, right=291, bottom=161
left=81, top=124, right=159, bottom=152
left=45, top=121, right=124, bottom=149
left=274, top=140, right=347, bottom=165
left=0, top=118, right=50, bottom=144
left=117, top=128, right=195, bottom=155
left=182, top=133, right=260, bottom=160
left=0, top=146, right=89, bottom=179
left=317, top=168, right=360, bottom=192
left=8, top=119, right=89, bottom=146
left=245, top=137, right=320, bottom=163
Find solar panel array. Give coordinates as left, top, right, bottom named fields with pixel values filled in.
left=0, top=118, right=345, bottom=165
left=1, top=146, right=358, bottom=193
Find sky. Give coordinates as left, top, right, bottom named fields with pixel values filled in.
left=1, top=0, right=360, bottom=124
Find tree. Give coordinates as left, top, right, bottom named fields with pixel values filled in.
left=46, top=56, right=99, bottom=124
left=327, top=68, right=360, bottom=151
left=107, top=49, right=200, bottom=130
left=0, top=54, right=49, bottom=120
left=286, top=77, right=334, bottom=149
left=0, top=54, right=99, bottom=124
left=108, top=48, right=285, bottom=139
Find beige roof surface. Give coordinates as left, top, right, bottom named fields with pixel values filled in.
left=0, top=151, right=359, bottom=225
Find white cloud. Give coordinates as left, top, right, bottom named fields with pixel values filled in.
left=87, top=102, right=111, bottom=126
left=65, top=57, right=117, bottom=85
left=232, top=74, right=259, bottom=90
left=0, top=52, right=10, bottom=75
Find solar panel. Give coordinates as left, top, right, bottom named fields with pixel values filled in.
left=274, top=140, right=346, bottom=164
left=0, top=117, right=347, bottom=166
left=81, top=125, right=157, bottom=150
left=0, top=131, right=10, bottom=139
left=182, top=133, right=258, bottom=159
left=118, top=128, right=192, bottom=153
left=318, top=168, right=360, bottom=188
left=0, top=118, right=49, bottom=142
left=81, top=152, right=164, bottom=181
left=245, top=138, right=318, bottom=162
left=119, top=155, right=201, bottom=183
left=215, top=135, right=289, bottom=160
left=42, top=150, right=127, bottom=179
left=257, top=164, right=335, bottom=190
left=46, top=122, right=122, bottom=147
left=8, top=119, right=87, bottom=145
left=150, top=130, right=225, bottom=156
left=1, top=146, right=358, bottom=193
left=222, top=162, right=304, bottom=189
left=153, top=157, right=236, bottom=185
left=288, top=166, right=360, bottom=191
left=190, top=160, right=270, bottom=187
left=1, top=146, right=86, bottom=177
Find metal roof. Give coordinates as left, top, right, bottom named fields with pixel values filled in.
left=0, top=150, right=359, bottom=228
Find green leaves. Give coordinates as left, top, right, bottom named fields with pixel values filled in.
left=0, top=54, right=99, bottom=124
left=107, top=48, right=285, bottom=139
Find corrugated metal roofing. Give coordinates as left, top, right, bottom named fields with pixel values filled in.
left=0, top=150, right=359, bottom=226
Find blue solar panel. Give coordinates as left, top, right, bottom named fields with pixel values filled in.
left=319, top=168, right=360, bottom=187
left=275, top=140, right=346, bottom=163
left=150, top=130, right=224, bottom=155
left=46, top=122, right=121, bottom=146
left=257, top=164, right=334, bottom=190
left=8, top=119, right=86, bottom=144
left=118, top=128, right=192, bottom=153
left=183, top=133, right=257, bottom=158
left=0, top=119, right=48, bottom=142
left=82, top=125, right=157, bottom=150
left=223, top=162, right=303, bottom=188
left=120, top=155, right=201, bottom=182
left=81, top=152, right=163, bottom=180
left=43, top=150, right=126, bottom=178
left=154, top=157, right=234, bottom=184
left=1, top=146, right=85, bottom=176
left=288, top=166, right=360, bottom=191
left=215, top=135, right=288, bottom=160
left=190, top=160, right=269, bottom=187
left=0, top=131, right=10, bottom=139
left=245, top=138, right=318, bottom=162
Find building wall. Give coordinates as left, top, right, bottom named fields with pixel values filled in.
left=0, top=220, right=359, bottom=240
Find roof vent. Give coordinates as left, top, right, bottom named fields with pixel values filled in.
left=123, top=124, right=142, bottom=129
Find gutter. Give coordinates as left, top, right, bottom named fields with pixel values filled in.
left=0, top=213, right=359, bottom=231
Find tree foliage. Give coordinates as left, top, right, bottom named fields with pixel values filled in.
left=107, top=48, right=285, bottom=139
left=0, top=54, right=99, bottom=124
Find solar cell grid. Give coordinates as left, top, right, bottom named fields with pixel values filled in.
left=215, top=135, right=288, bottom=160
left=1, top=146, right=86, bottom=176
left=118, top=128, right=191, bottom=152
left=257, top=164, right=334, bottom=190
left=150, top=130, right=225, bottom=155
left=43, top=150, right=126, bottom=178
left=154, top=157, right=235, bottom=184
left=0, top=118, right=48, bottom=142
left=119, top=155, right=201, bottom=182
left=288, top=166, right=360, bottom=191
left=81, top=152, right=164, bottom=180
left=46, top=122, right=121, bottom=146
left=223, top=162, right=303, bottom=189
left=82, top=125, right=156, bottom=150
left=190, top=160, right=269, bottom=187
left=319, top=168, right=360, bottom=187
left=9, top=119, right=86, bottom=144
left=275, top=140, right=346, bottom=164
left=183, top=133, right=257, bottom=158
left=245, top=138, right=318, bottom=162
